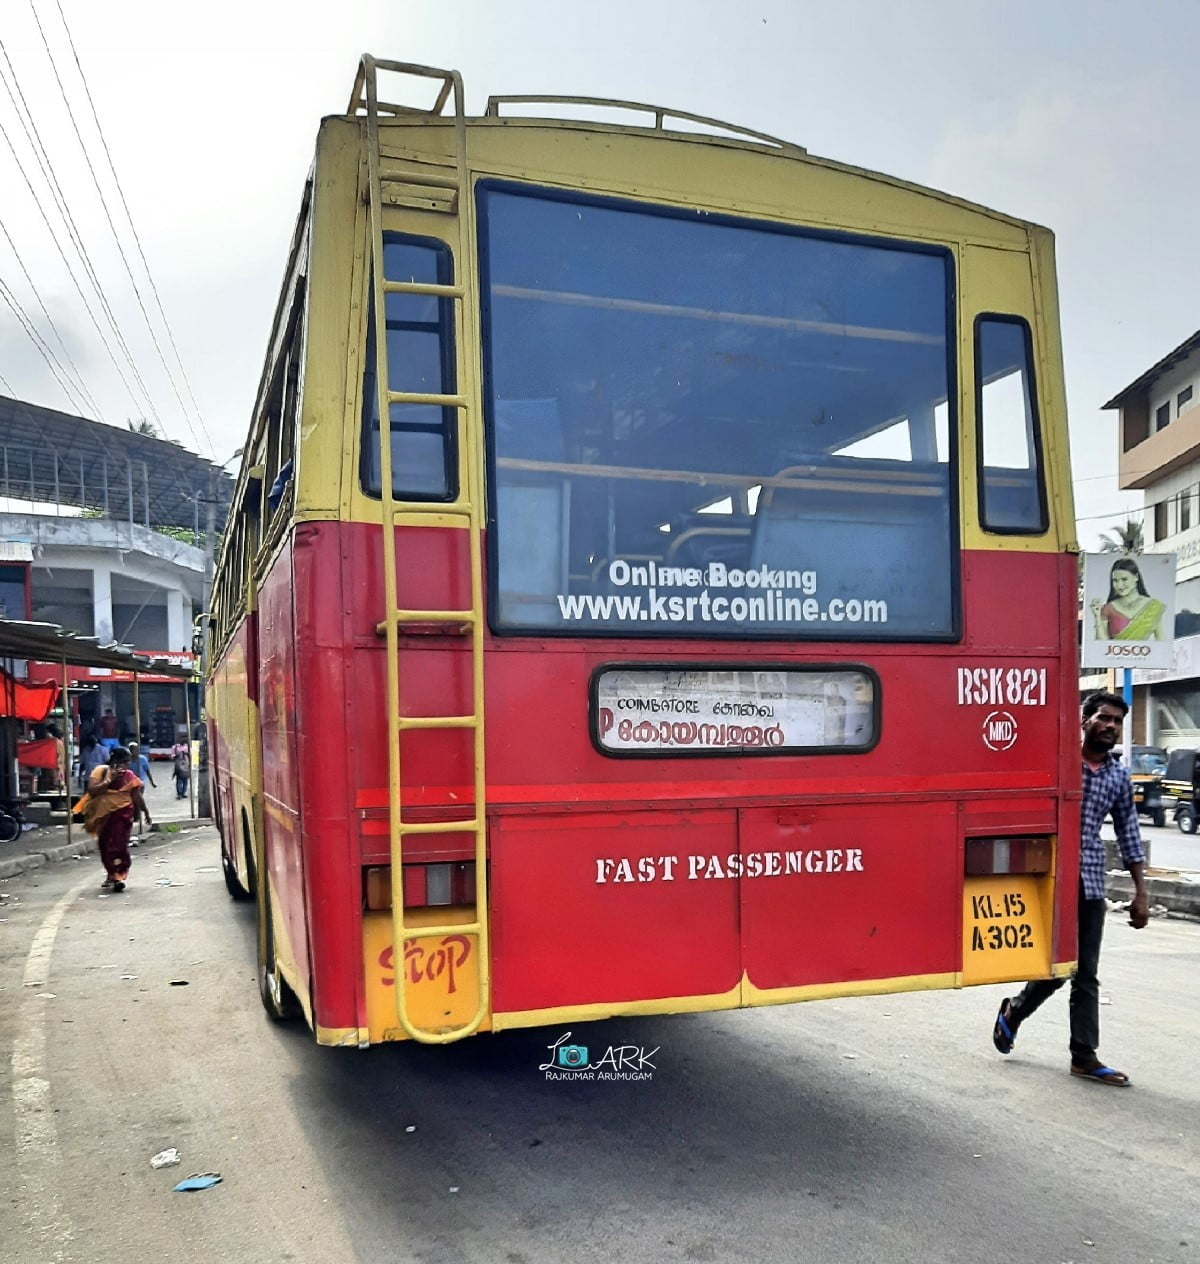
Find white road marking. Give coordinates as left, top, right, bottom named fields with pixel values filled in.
left=11, top=877, right=90, bottom=1260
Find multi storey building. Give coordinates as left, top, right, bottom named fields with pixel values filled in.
left=1104, top=328, right=1200, bottom=746
left=0, top=395, right=231, bottom=754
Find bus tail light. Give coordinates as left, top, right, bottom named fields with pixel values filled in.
left=965, top=836, right=1052, bottom=877
left=365, top=863, right=477, bottom=910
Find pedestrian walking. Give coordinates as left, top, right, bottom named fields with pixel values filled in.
left=127, top=741, right=157, bottom=788
left=990, top=690, right=1148, bottom=1086
left=171, top=739, right=191, bottom=799
left=73, top=746, right=152, bottom=893
left=98, top=708, right=120, bottom=752
left=78, top=734, right=106, bottom=788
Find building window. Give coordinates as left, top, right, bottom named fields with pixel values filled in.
left=1154, top=500, right=1168, bottom=541
left=1179, top=384, right=1194, bottom=415
left=1182, top=490, right=1193, bottom=533
left=1155, top=402, right=1171, bottom=431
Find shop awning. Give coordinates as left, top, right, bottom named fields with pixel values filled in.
left=0, top=619, right=195, bottom=679
left=0, top=667, right=58, bottom=720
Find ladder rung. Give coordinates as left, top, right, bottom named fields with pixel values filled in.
left=374, top=608, right=476, bottom=630
left=399, top=921, right=482, bottom=942
left=383, top=279, right=464, bottom=299
left=387, top=389, right=467, bottom=407
left=398, top=819, right=482, bottom=836
left=378, top=166, right=460, bottom=190
left=396, top=608, right=475, bottom=623
left=372, top=101, right=440, bottom=119
left=398, top=714, right=479, bottom=730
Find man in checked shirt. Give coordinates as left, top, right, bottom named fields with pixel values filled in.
left=991, top=691, right=1149, bottom=1087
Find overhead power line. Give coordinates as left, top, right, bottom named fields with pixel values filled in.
left=0, top=273, right=93, bottom=415
left=0, top=39, right=163, bottom=428
left=37, top=1, right=216, bottom=458
left=0, top=214, right=104, bottom=419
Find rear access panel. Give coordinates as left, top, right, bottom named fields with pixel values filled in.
left=739, top=801, right=959, bottom=998
left=490, top=808, right=741, bottom=1018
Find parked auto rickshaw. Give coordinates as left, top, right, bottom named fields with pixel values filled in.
left=1128, top=744, right=1168, bottom=827
left=1163, top=747, right=1200, bottom=833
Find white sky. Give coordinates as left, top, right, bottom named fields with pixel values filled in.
left=0, top=0, right=1196, bottom=546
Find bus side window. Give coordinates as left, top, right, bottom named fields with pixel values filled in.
left=360, top=235, right=457, bottom=501
left=261, top=280, right=304, bottom=541
left=975, top=316, right=1048, bottom=534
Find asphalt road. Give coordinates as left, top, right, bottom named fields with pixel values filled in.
left=1133, top=819, right=1200, bottom=873
left=3, top=828, right=1198, bottom=1264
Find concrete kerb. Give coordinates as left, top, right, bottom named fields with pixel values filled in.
left=1108, top=870, right=1200, bottom=920
left=0, top=818, right=213, bottom=880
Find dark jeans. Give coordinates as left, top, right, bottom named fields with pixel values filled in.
left=175, top=772, right=189, bottom=798
left=1008, top=882, right=1106, bottom=1064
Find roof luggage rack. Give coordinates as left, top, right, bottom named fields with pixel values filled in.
left=484, top=93, right=806, bottom=154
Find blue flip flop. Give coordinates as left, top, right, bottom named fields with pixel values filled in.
left=992, top=1000, right=1017, bottom=1054
left=1070, top=1064, right=1131, bottom=1087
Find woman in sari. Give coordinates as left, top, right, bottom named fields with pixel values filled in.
left=74, top=746, right=152, bottom=892
left=1090, top=557, right=1166, bottom=642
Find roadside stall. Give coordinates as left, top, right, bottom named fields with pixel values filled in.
left=0, top=619, right=194, bottom=844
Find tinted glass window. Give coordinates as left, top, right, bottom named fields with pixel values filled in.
left=0, top=565, right=26, bottom=621
left=976, top=317, right=1047, bottom=534
left=361, top=237, right=457, bottom=500
left=480, top=186, right=956, bottom=639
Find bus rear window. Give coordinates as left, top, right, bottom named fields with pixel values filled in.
left=479, top=185, right=957, bottom=640
left=975, top=316, right=1047, bottom=534
left=360, top=235, right=457, bottom=501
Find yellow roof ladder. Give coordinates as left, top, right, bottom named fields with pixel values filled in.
left=352, top=55, right=489, bottom=1043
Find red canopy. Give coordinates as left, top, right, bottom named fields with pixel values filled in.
left=17, top=737, right=59, bottom=769
left=0, top=667, right=58, bottom=722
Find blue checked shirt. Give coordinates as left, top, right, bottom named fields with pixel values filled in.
left=1080, top=754, right=1146, bottom=900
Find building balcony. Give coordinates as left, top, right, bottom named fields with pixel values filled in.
left=1120, top=405, right=1200, bottom=489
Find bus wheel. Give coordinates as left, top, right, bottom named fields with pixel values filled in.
left=241, top=815, right=258, bottom=901
left=222, top=843, right=251, bottom=900
left=1179, top=806, right=1197, bottom=834
left=257, top=872, right=300, bottom=1022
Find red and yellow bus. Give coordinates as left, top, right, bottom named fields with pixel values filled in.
left=207, top=55, right=1080, bottom=1047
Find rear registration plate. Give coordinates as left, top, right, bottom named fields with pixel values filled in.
left=962, top=875, right=1050, bottom=986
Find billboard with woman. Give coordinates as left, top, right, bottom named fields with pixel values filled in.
left=1082, top=552, right=1176, bottom=669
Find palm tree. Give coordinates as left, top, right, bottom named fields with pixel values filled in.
left=1099, top=518, right=1144, bottom=554
left=126, top=418, right=159, bottom=438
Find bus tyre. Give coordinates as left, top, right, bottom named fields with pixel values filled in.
left=222, top=845, right=251, bottom=901
left=240, top=809, right=258, bottom=901
left=243, top=833, right=258, bottom=901
left=257, top=869, right=300, bottom=1022
left=1179, top=806, right=1197, bottom=835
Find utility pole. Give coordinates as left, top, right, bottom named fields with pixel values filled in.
left=196, top=468, right=216, bottom=817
